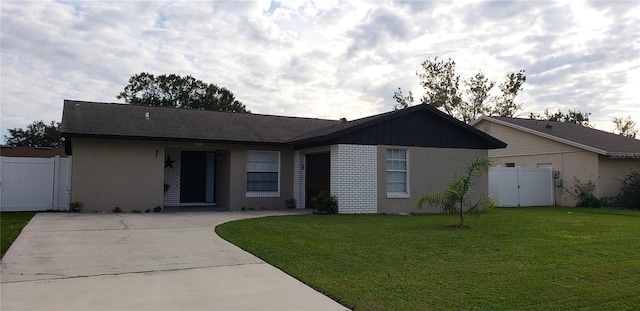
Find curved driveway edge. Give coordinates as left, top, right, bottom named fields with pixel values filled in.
left=1, top=211, right=349, bottom=311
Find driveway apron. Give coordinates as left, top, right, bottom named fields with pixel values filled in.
left=1, top=211, right=348, bottom=311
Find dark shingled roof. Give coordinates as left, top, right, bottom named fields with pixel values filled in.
left=61, top=100, right=506, bottom=150
left=60, top=100, right=341, bottom=144
left=485, top=116, right=640, bottom=155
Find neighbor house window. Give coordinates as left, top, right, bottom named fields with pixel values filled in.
left=537, top=163, right=552, bottom=169
left=386, top=149, right=409, bottom=198
left=246, top=151, right=280, bottom=197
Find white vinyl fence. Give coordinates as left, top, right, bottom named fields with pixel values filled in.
left=489, top=166, right=553, bottom=207
left=0, top=156, right=72, bottom=211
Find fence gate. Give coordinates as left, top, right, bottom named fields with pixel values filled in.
left=0, top=156, right=72, bottom=211
left=489, top=166, right=553, bottom=207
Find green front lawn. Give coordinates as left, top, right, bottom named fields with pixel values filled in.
left=217, top=208, right=640, bottom=310
left=1, top=212, right=36, bottom=258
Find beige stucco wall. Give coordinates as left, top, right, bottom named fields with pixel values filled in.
left=376, top=146, right=489, bottom=214
left=597, top=155, right=639, bottom=198
left=70, top=138, right=164, bottom=212
left=215, top=150, right=231, bottom=208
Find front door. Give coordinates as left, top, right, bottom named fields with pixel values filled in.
left=305, top=152, right=330, bottom=208
left=180, top=151, right=215, bottom=203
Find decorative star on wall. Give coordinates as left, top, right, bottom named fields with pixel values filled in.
left=165, top=156, right=175, bottom=169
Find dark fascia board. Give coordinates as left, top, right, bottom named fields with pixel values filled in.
left=290, top=103, right=507, bottom=149
left=62, top=133, right=290, bottom=154
left=291, top=138, right=340, bottom=150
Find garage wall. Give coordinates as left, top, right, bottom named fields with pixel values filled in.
left=71, top=138, right=164, bottom=212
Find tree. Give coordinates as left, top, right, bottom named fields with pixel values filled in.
left=464, top=70, right=495, bottom=122
left=4, top=120, right=64, bottom=147
left=117, top=72, right=250, bottom=113
left=399, top=57, right=526, bottom=122
left=491, top=69, right=526, bottom=117
left=613, top=116, right=638, bottom=138
left=392, top=87, right=414, bottom=110
left=562, top=109, right=592, bottom=126
left=530, top=108, right=592, bottom=127
left=417, top=57, right=463, bottom=120
left=418, top=157, right=494, bottom=227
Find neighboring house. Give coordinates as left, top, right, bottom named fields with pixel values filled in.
left=1, top=146, right=68, bottom=158
left=60, top=100, right=506, bottom=213
left=472, top=116, right=640, bottom=206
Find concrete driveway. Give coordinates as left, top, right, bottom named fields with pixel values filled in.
left=1, top=211, right=348, bottom=311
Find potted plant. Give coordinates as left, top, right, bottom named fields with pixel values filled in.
left=285, top=198, right=296, bottom=209
left=69, top=201, right=83, bottom=213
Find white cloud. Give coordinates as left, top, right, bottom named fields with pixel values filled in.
left=1, top=0, right=639, bottom=139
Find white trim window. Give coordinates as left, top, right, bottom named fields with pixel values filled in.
left=386, top=149, right=409, bottom=198
left=246, top=151, right=280, bottom=197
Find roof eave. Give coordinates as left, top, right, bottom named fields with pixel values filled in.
left=62, top=133, right=290, bottom=146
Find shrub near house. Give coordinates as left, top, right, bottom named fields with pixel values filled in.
left=615, top=168, right=640, bottom=209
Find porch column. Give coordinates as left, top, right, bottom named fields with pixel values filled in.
left=293, top=150, right=305, bottom=209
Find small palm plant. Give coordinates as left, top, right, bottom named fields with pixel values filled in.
left=418, top=157, right=494, bottom=227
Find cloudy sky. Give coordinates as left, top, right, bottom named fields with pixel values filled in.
left=2, top=0, right=639, bottom=141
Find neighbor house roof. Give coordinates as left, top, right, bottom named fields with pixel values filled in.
left=473, top=116, right=640, bottom=156
left=61, top=100, right=506, bottom=150
left=0, top=146, right=68, bottom=158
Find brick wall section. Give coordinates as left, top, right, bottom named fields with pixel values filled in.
left=330, top=144, right=377, bottom=213
left=293, top=150, right=305, bottom=209
left=163, top=148, right=181, bottom=206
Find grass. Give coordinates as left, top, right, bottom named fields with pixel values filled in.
left=1, top=212, right=36, bottom=258
left=217, top=207, right=640, bottom=310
